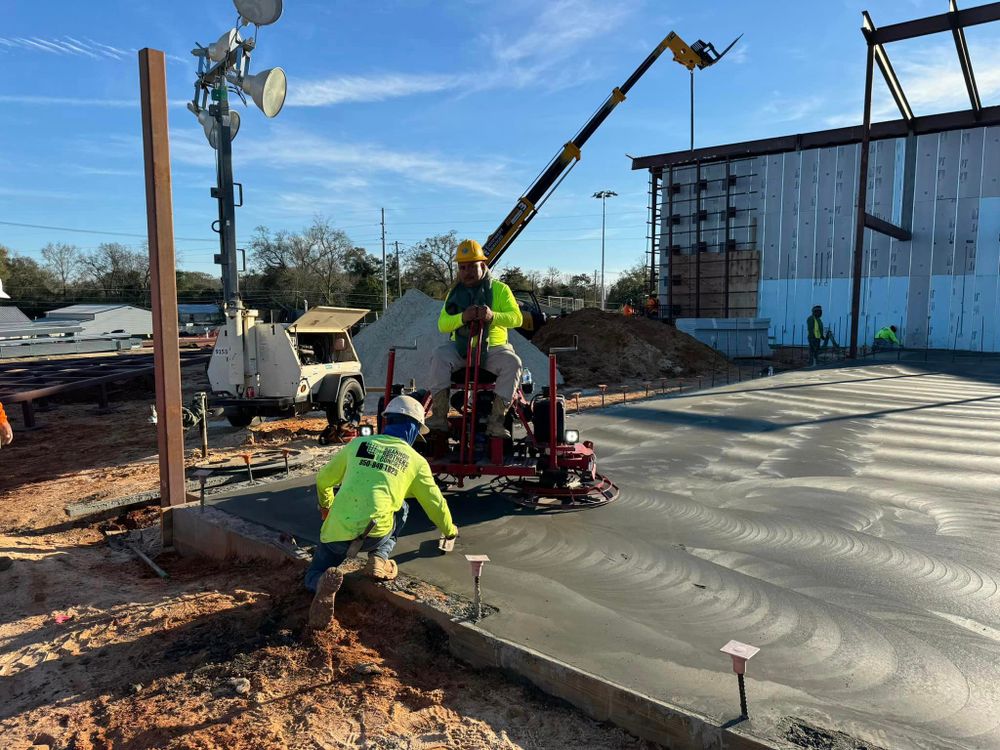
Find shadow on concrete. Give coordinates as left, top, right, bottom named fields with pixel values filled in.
left=209, top=477, right=526, bottom=550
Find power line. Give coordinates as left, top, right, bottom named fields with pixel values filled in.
left=0, top=219, right=230, bottom=243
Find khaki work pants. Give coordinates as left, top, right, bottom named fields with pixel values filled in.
left=428, top=342, right=522, bottom=403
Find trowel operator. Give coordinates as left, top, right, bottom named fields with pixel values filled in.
left=305, top=395, right=459, bottom=629
left=426, top=239, right=524, bottom=438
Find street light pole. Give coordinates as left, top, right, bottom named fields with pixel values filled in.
left=593, top=190, right=617, bottom=310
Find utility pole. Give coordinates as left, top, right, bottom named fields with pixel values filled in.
left=592, top=190, right=617, bottom=310
left=381, top=207, right=387, bottom=311
left=394, top=240, right=401, bottom=298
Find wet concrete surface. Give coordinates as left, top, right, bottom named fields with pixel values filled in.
left=208, top=357, right=1000, bottom=750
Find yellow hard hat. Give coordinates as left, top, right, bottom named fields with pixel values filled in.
left=455, top=239, right=487, bottom=264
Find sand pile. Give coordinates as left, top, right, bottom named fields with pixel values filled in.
left=531, top=308, right=731, bottom=387
left=354, top=289, right=560, bottom=396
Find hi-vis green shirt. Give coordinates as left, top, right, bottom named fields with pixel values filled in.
left=316, top=435, right=458, bottom=543
left=438, top=279, right=523, bottom=347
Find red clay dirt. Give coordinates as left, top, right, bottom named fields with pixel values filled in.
left=531, top=309, right=732, bottom=387
left=1, top=362, right=658, bottom=750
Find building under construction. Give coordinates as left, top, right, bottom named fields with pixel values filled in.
left=634, top=5, right=1000, bottom=353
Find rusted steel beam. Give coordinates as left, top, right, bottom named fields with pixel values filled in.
left=139, top=47, right=187, bottom=541
left=0, top=354, right=208, bottom=403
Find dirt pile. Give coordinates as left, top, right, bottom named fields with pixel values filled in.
left=532, top=308, right=731, bottom=387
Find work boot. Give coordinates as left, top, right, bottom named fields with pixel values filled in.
left=425, top=389, right=451, bottom=433
left=485, top=395, right=509, bottom=439
left=307, top=568, right=344, bottom=630
left=364, top=555, right=398, bottom=581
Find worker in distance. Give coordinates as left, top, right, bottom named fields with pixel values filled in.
left=874, top=324, right=902, bottom=352
left=806, top=304, right=838, bottom=367
left=305, top=395, right=458, bottom=629
left=426, top=238, right=524, bottom=438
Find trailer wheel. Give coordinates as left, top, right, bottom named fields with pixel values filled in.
left=335, top=379, right=365, bottom=425
left=225, top=408, right=254, bottom=428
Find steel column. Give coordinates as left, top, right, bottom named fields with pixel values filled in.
left=139, top=48, right=187, bottom=544
left=666, top=166, right=674, bottom=322
left=949, top=0, right=982, bottom=116
left=695, top=160, right=702, bottom=317
left=724, top=159, right=732, bottom=317
left=849, top=42, right=876, bottom=359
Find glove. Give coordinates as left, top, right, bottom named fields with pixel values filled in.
left=319, top=507, right=329, bottom=521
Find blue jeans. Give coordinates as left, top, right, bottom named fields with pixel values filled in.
left=304, top=502, right=409, bottom=592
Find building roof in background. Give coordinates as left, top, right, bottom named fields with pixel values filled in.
left=0, top=306, right=32, bottom=326
left=45, top=304, right=148, bottom=316
left=0, top=321, right=83, bottom=339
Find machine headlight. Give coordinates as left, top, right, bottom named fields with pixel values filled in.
left=359, top=425, right=374, bottom=437
left=564, top=429, right=580, bottom=444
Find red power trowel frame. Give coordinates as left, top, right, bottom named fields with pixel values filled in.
left=380, top=323, right=618, bottom=509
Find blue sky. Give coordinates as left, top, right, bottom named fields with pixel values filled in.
left=2, top=0, right=998, bottom=286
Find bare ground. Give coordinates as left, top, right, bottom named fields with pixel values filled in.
left=0, top=364, right=659, bottom=749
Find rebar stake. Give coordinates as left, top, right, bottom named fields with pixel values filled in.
left=282, top=448, right=291, bottom=477
left=241, top=453, right=254, bottom=484
left=598, top=384, right=607, bottom=407
left=720, top=640, right=759, bottom=721
left=465, top=554, right=490, bottom=622
left=194, top=470, right=212, bottom=513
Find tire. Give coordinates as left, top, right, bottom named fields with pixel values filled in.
left=226, top=408, right=254, bottom=428
left=334, top=379, right=365, bottom=425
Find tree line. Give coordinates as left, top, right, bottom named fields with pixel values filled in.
left=1, top=218, right=649, bottom=317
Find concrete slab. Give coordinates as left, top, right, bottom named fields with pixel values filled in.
left=202, top=359, right=1000, bottom=750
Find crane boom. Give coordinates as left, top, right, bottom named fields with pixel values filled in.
left=482, top=30, right=740, bottom=268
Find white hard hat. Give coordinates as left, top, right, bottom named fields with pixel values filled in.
left=384, top=395, right=429, bottom=434
left=0, top=278, right=9, bottom=300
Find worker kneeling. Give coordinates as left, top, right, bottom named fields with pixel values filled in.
left=874, top=324, right=901, bottom=352
left=305, top=396, right=459, bottom=630
left=426, top=239, right=523, bottom=438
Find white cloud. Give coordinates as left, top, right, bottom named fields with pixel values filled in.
left=287, top=0, right=634, bottom=108
left=888, top=42, right=1000, bottom=114
left=0, top=95, right=136, bottom=107
left=485, top=0, right=631, bottom=67
left=204, top=128, right=514, bottom=197
left=758, top=93, right=826, bottom=123
left=288, top=72, right=463, bottom=106
left=0, top=36, right=125, bottom=60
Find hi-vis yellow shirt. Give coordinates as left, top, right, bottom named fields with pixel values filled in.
left=438, top=279, right=523, bottom=347
left=316, top=435, right=457, bottom=543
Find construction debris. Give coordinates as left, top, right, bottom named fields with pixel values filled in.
left=531, top=308, right=731, bottom=387
left=354, top=289, right=560, bottom=397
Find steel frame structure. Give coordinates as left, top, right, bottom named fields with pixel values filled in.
left=632, top=2, right=1000, bottom=356
left=0, top=351, right=209, bottom=428
left=847, top=1, right=1000, bottom=357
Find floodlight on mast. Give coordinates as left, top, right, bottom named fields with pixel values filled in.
left=186, top=0, right=287, bottom=304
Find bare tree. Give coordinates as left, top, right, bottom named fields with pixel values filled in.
left=403, top=232, right=458, bottom=298
left=80, top=243, right=149, bottom=300
left=250, top=218, right=356, bottom=305
left=40, top=242, right=80, bottom=298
